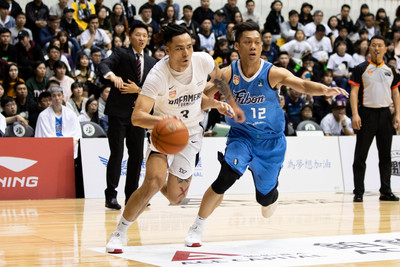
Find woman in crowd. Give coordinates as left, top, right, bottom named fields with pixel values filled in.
left=376, top=8, right=390, bottom=37
left=110, top=3, right=126, bottom=29
left=233, top=11, right=244, bottom=25
left=160, top=5, right=176, bottom=25
left=112, top=22, right=130, bottom=48
left=50, top=60, right=74, bottom=102
left=66, top=81, right=87, bottom=117
left=280, top=29, right=312, bottom=66
left=264, top=0, right=284, bottom=42
left=392, top=26, right=400, bottom=56
left=25, top=61, right=48, bottom=100
left=78, top=97, right=99, bottom=123
left=213, top=39, right=230, bottom=66
left=57, top=31, right=74, bottom=69
left=112, top=35, right=123, bottom=49
left=327, top=16, right=339, bottom=43
left=354, top=4, right=370, bottom=32
left=2, top=63, right=24, bottom=98
left=98, top=6, right=113, bottom=34
left=72, top=52, right=95, bottom=84
left=299, top=2, right=313, bottom=25
left=352, top=39, right=369, bottom=66
left=152, top=46, right=165, bottom=61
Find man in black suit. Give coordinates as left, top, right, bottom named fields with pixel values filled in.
left=99, top=23, right=157, bottom=210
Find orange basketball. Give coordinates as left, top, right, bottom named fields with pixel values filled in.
left=151, top=118, right=189, bottom=154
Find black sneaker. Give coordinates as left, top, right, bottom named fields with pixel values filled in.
left=353, top=194, right=363, bottom=202
left=379, top=193, right=399, bottom=201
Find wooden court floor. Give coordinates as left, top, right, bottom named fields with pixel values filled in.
left=0, top=192, right=399, bottom=266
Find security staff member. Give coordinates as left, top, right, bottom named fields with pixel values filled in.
left=349, top=35, right=400, bottom=202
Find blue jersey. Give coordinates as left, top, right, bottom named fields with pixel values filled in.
left=226, top=59, right=285, bottom=137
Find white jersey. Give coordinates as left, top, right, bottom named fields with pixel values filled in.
left=141, top=52, right=215, bottom=134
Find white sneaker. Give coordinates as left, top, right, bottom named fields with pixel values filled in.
left=106, top=232, right=126, bottom=253
left=184, top=224, right=203, bottom=247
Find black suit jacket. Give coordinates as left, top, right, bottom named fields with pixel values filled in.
left=99, top=46, right=157, bottom=118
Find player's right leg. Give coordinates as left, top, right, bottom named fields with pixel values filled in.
left=185, top=161, right=240, bottom=247
left=106, top=152, right=168, bottom=253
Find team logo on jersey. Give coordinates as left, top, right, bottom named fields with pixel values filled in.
left=258, top=79, right=264, bottom=87
left=385, top=71, right=392, bottom=77
left=233, top=75, right=240, bottom=85
left=368, top=70, right=374, bottom=76
left=169, top=89, right=177, bottom=99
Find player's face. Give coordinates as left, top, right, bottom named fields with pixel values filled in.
left=234, top=30, right=262, bottom=61
left=165, top=33, right=193, bottom=72
left=369, top=38, right=387, bottom=64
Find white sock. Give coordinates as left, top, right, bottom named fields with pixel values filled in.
left=115, top=216, right=133, bottom=234
left=194, top=215, right=206, bottom=228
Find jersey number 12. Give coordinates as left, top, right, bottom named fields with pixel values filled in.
left=251, top=107, right=266, bottom=119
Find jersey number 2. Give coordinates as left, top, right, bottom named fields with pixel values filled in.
left=251, top=107, right=266, bottom=119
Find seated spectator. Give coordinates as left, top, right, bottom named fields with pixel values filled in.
left=242, top=0, right=259, bottom=26
left=50, top=60, right=74, bottom=102
left=78, top=97, right=99, bottom=123
left=284, top=87, right=305, bottom=128
left=279, top=29, right=311, bottom=66
left=213, top=38, right=229, bottom=66
left=211, top=9, right=226, bottom=38
left=34, top=86, right=82, bottom=158
left=5, top=0, right=22, bottom=19
left=274, top=51, right=295, bottom=73
left=261, top=30, right=279, bottom=63
left=98, top=84, right=110, bottom=119
left=112, top=22, right=130, bottom=48
left=333, top=26, right=355, bottom=55
left=71, top=0, right=96, bottom=32
left=306, top=24, right=332, bottom=65
left=0, top=82, right=4, bottom=108
left=304, top=10, right=331, bottom=38
left=376, top=8, right=390, bottom=37
left=0, top=28, right=17, bottom=63
left=0, top=1, right=16, bottom=29
left=110, top=3, right=126, bottom=29
left=25, top=0, right=49, bottom=43
left=94, top=0, right=111, bottom=18
left=296, top=68, right=313, bottom=104
left=120, top=0, right=136, bottom=26
left=337, top=4, right=354, bottom=35
left=97, top=6, right=113, bottom=35
left=327, top=40, right=354, bottom=93
left=14, top=81, right=37, bottom=125
left=29, top=91, right=51, bottom=129
left=44, top=38, right=72, bottom=72
left=192, top=0, right=213, bottom=26
left=198, top=18, right=216, bottom=54
left=72, top=52, right=95, bottom=83
left=299, top=2, right=313, bottom=26
left=233, top=10, right=244, bottom=25
left=45, top=45, right=63, bottom=78
left=66, top=81, right=88, bottom=117
left=15, top=30, right=45, bottom=80
left=320, top=98, right=354, bottom=136
left=178, top=5, right=198, bottom=37
left=263, top=0, right=283, bottom=42
left=152, top=46, right=165, bottom=61
left=300, top=104, right=315, bottom=123
left=80, top=15, right=112, bottom=58
left=158, top=0, right=179, bottom=20
left=327, top=16, right=340, bottom=43
left=49, top=0, right=68, bottom=18
left=133, top=4, right=159, bottom=34
left=363, top=13, right=381, bottom=40
left=60, top=6, right=81, bottom=40
left=26, top=61, right=48, bottom=100
left=1, top=96, right=28, bottom=126
left=39, top=15, right=62, bottom=49
left=280, top=10, right=305, bottom=42
left=9, top=13, right=33, bottom=45
left=352, top=39, right=369, bottom=66
left=2, top=63, right=24, bottom=98
left=299, top=55, right=322, bottom=82
left=57, top=30, right=74, bottom=68
left=159, top=4, right=177, bottom=26
left=89, top=47, right=103, bottom=82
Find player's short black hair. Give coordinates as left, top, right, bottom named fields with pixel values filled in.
left=233, top=21, right=260, bottom=43
left=129, top=22, right=149, bottom=36
left=161, top=23, right=190, bottom=45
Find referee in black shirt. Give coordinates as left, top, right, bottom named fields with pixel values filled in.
left=349, top=35, right=400, bottom=202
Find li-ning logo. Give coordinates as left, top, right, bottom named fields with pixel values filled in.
left=0, top=157, right=38, bottom=188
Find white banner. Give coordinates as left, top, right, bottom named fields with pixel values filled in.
left=340, top=136, right=400, bottom=192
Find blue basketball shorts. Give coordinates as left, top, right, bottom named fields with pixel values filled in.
left=223, top=133, right=287, bottom=195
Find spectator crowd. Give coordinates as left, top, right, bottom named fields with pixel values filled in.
left=1, top=0, right=400, bottom=137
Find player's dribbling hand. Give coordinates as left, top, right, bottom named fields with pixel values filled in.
left=120, top=79, right=141, bottom=94
left=216, top=101, right=235, bottom=118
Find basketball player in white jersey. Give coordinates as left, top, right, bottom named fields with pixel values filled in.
left=106, top=23, right=245, bottom=253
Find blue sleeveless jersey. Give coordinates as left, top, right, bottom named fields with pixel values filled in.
left=226, top=59, right=285, bottom=137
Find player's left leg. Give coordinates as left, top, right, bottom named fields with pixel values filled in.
left=257, top=186, right=279, bottom=218
left=161, top=174, right=192, bottom=205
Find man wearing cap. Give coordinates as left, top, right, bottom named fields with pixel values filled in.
left=211, top=9, right=226, bottom=38
left=15, top=30, right=45, bottom=80
left=220, top=0, right=239, bottom=24
left=0, top=1, right=15, bottom=28
left=9, top=13, right=33, bottom=45
left=299, top=2, right=313, bottom=25
left=320, top=98, right=354, bottom=136
left=280, top=10, right=305, bottom=42
left=49, top=0, right=69, bottom=18
left=35, top=86, right=81, bottom=158
left=0, top=28, right=17, bottom=63
left=350, top=36, right=400, bottom=202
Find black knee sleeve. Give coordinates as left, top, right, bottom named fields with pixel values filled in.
left=211, top=161, right=240, bottom=194
left=256, top=185, right=279, bottom=206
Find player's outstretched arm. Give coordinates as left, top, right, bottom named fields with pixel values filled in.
left=131, top=94, right=162, bottom=129
left=269, top=66, right=349, bottom=98
left=208, top=63, right=245, bottom=122
left=201, top=94, right=235, bottom=118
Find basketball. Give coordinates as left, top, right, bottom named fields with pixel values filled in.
left=151, top=118, right=189, bottom=154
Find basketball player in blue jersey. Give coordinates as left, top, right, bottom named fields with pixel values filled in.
left=185, top=21, right=349, bottom=247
